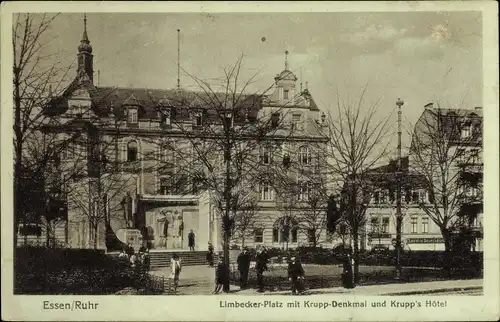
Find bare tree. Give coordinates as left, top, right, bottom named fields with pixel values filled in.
left=144, top=55, right=303, bottom=292
left=231, top=199, right=260, bottom=248
left=318, top=87, right=393, bottom=282
left=12, top=13, right=76, bottom=247
left=294, top=168, right=329, bottom=248
left=408, top=105, right=483, bottom=252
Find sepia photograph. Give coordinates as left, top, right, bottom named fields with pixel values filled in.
left=1, top=2, right=499, bottom=321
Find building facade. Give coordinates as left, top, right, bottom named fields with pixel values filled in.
left=39, top=20, right=331, bottom=252
left=365, top=104, right=483, bottom=252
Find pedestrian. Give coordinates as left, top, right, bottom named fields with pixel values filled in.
left=188, top=229, right=195, bottom=251
left=237, top=247, right=251, bottom=290
left=126, top=243, right=134, bottom=257
left=171, top=253, right=182, bottom=292
left=118, top=249, right=128, bottom=259
left=341, top=252, right=355, bottom=289
left=130, top=252, right=138, bottom=269
left=287, top=256, right=305, bottom=295
left=255, top=246, right=268, bottom=293
left=143, top=249, right=151, bottom=273
left=206, top=242, right=214, bottom=267
left=213, top=256, right=229, bottom=294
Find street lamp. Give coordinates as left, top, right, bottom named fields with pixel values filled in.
left=395, top=98, right=404, bottom=279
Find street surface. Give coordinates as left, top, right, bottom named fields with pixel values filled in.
left=150, top=265, right=483, bottom=296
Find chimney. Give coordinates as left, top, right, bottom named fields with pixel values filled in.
left=424, top=102, right=434, bottom=109
left=474, top=106, right=482, bottom=110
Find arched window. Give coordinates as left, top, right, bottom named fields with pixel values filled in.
left=298, top=146, right=312, bottom=165
left=127, top=140, right=138, bottom=162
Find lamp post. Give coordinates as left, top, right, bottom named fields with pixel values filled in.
left=395, top=98, right=404, bottom=279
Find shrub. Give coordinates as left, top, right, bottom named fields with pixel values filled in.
left=14, top=246, right=163, bottom=294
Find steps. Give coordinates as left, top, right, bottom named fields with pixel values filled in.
left=149, top=251, right=219, bottom=270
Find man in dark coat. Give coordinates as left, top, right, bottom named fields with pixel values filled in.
left=287, top=256, right=305, bottom=295
left=188, top=230, right=195, bottom=251
left=342, top=253, right=355, bottom=289
left=255, top=247, right=268, bottom=293
left=213, top=257, right=229, bottom=294
left=237, top=247, right=251, bottom=289
left=206, top=242, right=214, bottom=267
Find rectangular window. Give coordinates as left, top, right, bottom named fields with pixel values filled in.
left=254, top=229, right=263, bottom=243
left=411, top=217, right=418, bottom=233
left=128, top=108, right=138, bottom=124
left=193, top=111, right=203, bottom=127
left=298, top=181, right=311, bottom=201
left=260, top=183, right=274, bottom=201
left=160, top=109, right=171, bottom=126
left=223, top=112, right=233, bottom=129
left=411, top=190, right=420, bottom=204
left=457, top=148, right=466, bottom=163
left=371, top=217, right=379, bottom=232
left=422, top=217, right=429, bottom=233
left=307, top=229, right=315, bottom=243
left=291, top=228, right=298, bottom=243
left=259, top=146, right=272, bottom=164
left=272, top=228, right=279, bottom=243
left=470, top=149, right=480, bottom=164
left=271, top=113, right=280, bottom=128
left=292, top=114, right=301, bottom=129
left=382, top=217, right=389, bottom=233
left=461, top=123, right=471, bottom=139
left=284, top=90, right=289, bottom=100
left=159, top=176, right=174, bottom=195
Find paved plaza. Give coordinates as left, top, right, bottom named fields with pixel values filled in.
left=150, top=265, right=483, bottom=296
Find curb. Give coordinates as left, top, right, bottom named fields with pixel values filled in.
left=383, top=286, right=483, bottom=295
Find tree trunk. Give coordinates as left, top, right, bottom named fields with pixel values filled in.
left=46, top=221, right=51, bottom=248
left=352, top=229, right=360, bottom=283
left=13, top=71, right=22, bottom=250
left=241, top=235, right=245, bottom=248
left=222, top=145, right=231, bottom=293
left=94, top=225, right=98, bottom=249
left=440, top=227, right=453, bottom=275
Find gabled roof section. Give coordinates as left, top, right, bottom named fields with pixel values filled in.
left=122, top=93, right=141, bottom=106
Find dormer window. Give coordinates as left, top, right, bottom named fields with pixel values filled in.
left=193, top=110, right=204, bottom=127
left=222, top=112, right=233, bottom=129
left=461, top=122, right=471, bottom=139
left=160, top=108, right=171, bottom=126
left=128, top=107, right=138, bottom=124
left=284, top=90, right=289, bottom=100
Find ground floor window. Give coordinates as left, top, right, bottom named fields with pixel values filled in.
left=307, top=229, right=315, bottom=243
left=254, top=228, right=263, bottom=243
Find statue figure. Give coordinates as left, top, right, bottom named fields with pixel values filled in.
left=171, top=211, right=183, bottom=249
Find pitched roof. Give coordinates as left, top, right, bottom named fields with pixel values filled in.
left=46, top=84, right=265, bottom=123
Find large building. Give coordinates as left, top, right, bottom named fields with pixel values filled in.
left=364, top=103, right=483, bottom=252
left=35, top=19, right=331, bottom=251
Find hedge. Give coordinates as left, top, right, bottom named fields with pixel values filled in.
left=14, top=246, right=163, bottom=295
left=237, top=246, right=483, bottom=270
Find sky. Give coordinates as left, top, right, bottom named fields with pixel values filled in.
left=36, top=11, right=482, bottom=154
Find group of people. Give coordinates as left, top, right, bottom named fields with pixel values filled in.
left=211, top=246, right=307, bottom=295
left=118, top=243, right=151, bottom=273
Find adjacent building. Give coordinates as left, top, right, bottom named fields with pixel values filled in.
left=365, top=103, right=483, bottom=252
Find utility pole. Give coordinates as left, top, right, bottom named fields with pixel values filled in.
left=395, top=98, right=404, bottom=279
